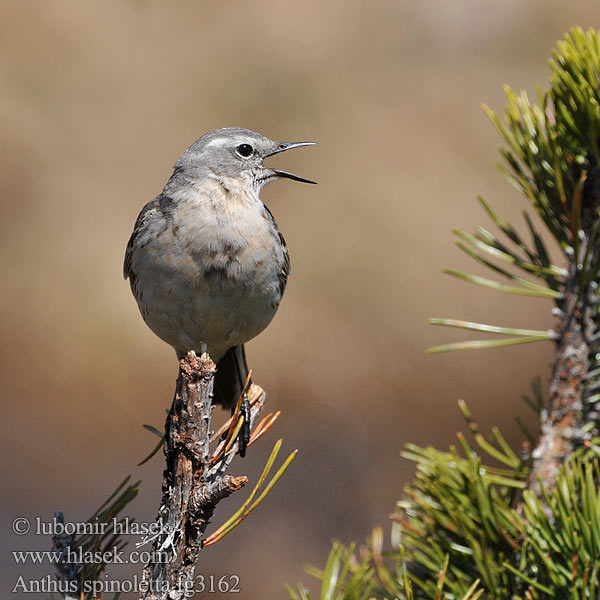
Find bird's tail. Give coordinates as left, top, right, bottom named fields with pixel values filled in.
left=213, top=345, right=250, bottom=412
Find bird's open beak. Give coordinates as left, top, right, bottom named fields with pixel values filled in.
left=265, top=141, right=317, bottom=184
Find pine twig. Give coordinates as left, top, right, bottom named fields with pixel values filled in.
left=51, top=512, right=80, bottom=600
left=138, top=351, right=265, bottom=600
left=51, top=477, right=140, bottom=600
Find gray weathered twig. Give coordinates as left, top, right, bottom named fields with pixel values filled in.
left=51, top=477, right=140, bottom=600
left=52, top=512, right=81, bottom=600
left=139, top=351, right=265, bottom=600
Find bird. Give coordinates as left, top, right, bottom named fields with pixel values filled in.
left=124, top=127, right=316, bottom=455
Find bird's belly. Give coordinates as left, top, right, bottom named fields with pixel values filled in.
left=134, top=233, right=283, bottom=358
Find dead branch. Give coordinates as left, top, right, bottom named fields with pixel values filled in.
left=51, top=512, right=80, bottom=600
left=139, top=351, right=265, bottom=600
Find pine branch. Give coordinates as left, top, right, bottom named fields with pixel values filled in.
left=50, top=354, right=291, bottom=599
left=292, top=26, right=600, bottom=600
left=429, top=28, right=600, bottom=500
left=51, top=477, right=141, bottom=600
left=139, top=352, right=256, bottom=600
left=527, top=33, right=600, bottom=497
left=138, top=351, right=295, bottom=600
left=529, top=257, right=597, bottom=496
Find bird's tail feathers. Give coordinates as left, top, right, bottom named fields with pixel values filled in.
left=213, top=345, right=250, bottom=412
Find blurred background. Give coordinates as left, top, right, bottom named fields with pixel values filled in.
left=2, top=1, right=599, bottom=598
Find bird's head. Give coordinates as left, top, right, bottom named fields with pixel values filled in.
left=174, top=127, right=316, bottom=189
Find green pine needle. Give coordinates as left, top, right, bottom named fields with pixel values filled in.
left=290, top=26, right=600, bottom=600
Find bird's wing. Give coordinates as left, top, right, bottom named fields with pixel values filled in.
left=122, top=192, right=179, bottom=290
left=262, top=204, right=290, bottom=298
left=124, top=197, right=159, bottom=281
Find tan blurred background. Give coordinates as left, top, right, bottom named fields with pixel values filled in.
left=2, top=1, right=598, bottom=598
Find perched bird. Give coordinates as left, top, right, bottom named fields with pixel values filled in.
left=124, top=127, right=316, bottom=454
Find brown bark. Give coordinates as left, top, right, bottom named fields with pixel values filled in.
left=528, top=168, right=600, bottom=497
left=528, top=275, right=589, bottom=496
left=139, top=351, right=262, bottom=600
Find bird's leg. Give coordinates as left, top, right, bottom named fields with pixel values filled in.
left=221, top=392, right=250, bottom=456
left=232, top=346, right=251, bottom=457
left=239, top=391, right=250, bottom=457
left=221, top=368, right=252, bottom=456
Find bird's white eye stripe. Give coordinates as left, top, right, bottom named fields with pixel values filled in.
left=204, top=137, right=228, bottom=149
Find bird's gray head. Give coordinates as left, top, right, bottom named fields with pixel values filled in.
left=174, top=127, right=316, bottom=189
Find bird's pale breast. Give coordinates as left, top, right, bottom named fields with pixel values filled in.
left=128, top=178, right=286, bottom=360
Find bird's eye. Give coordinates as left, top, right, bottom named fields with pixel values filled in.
left=236, top=144, right=254, bottom=158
